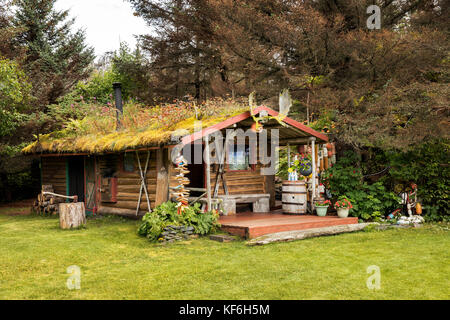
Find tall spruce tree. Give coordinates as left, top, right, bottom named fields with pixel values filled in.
left=12, top=0, right=95, bottom=108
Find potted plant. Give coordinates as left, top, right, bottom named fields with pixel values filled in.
left=315, top=199, right=331, bottom=217
left=334, top=197, right=353, bottom=218
left=289, top=154, right=312, bottom=177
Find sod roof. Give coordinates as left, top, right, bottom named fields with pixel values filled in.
left=22, top=98, right=328, bottom=155
left=22, top=99, right=251, bottom=155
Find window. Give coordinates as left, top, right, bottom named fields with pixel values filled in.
left=228, top=145, right=252, bottom=171
left=123, top=153, right=135, bottom=172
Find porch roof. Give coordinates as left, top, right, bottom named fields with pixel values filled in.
left=181, top=105, right=328, bottom=146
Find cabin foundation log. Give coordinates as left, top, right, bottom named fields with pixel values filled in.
left=98, top=206, right=146, bottom=217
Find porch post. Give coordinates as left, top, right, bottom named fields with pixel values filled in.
left=155, top=147, right=169, bottom=206
left=287, top=143, right=291, bottom=168
left=205, top=134, right=212, bottom=210
left=310, top=137, right=316, bottom=211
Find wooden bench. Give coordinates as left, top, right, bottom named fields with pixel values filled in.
left=218, top=194, right=270, bottom=215
left=180, top=189, right=270, bottom=215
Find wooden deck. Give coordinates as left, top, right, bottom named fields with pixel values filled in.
left=219, top=212, right=359, bottom=239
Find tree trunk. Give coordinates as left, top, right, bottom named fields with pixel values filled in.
left=58, top=202, right=86, bottom=229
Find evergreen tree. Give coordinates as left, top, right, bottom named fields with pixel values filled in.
left=12, top=0, right=95, bottom=108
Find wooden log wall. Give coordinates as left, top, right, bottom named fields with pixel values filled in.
left=41, top=157, right=67, bottom=195
left=99, top=151, right=157, bottom=215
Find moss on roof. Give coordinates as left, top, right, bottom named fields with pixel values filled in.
left=23, top=98, right=250, bottom=154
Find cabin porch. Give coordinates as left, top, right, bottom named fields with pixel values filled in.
left=219, top=211, right=358, bottom=239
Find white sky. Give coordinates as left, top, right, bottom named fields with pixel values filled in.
left=55, top=0, right=153, bottom=58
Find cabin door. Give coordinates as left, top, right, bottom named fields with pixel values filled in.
left=84, top=156, right=97, bottom=216
left=67, top=156, right=85, bottom=203
left=185, top=143, right=205, bottom=197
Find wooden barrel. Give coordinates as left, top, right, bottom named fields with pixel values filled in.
left=282, top=181, right=307, bottom=215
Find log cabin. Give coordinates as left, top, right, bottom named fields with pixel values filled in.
left=23, top=88, right=328, bottom=218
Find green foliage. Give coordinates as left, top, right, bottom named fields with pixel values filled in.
left=12, top=0, right=95, bottom=107
left=0, top=58, right=32, bottom=136
left=386, top=140, right=450, bottom=221
left=65, top=69, right=119, bottom=106
left=322, top=151, right=398, bottom=221
left=321, top=151, right=363, bottom=196
left=309, top=109, right=336, bottom=133
left=58, top=42, right=148, bottom=107
left=323, top=143, right=449, bottom=222
left=345, top=182, right=399, bottom=221
left=276, top=148, right=289, bottom=180
left=138, top=201, right=220, bottom=242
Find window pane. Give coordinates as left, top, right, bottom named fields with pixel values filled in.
left=123, top=153, right=134, bottom=172
left=228, top=145, right=250, bottom=170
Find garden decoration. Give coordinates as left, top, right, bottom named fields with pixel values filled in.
left=173, top=156, right=190, bottom=215
left=397, top=215, right=425, bottom=225
left=248, top=89, right=292, bottom=132
left=335, top=198, right=353, bottom=218
left=399, top=183, right=422, bottom=217
left=315, top=199, right=331, bottom=217
left=392, top=183, right=425, bottom=225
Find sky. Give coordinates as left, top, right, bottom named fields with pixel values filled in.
left=55, top=0, right=153, bottom=57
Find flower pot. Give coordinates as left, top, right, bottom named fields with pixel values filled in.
left=299, top=163, right=312, bottom=176
left=337, top=208, right=350, bottom=218
left=316, top=206, right=328, bottom=217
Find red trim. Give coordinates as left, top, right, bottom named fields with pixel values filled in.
left=256, top=106, right=329, bottom=142
left=182, top=111, right=253, bottom=145
left=110, top=177, right=118, bottom=202
left=181, top=106, right=328, bottom=145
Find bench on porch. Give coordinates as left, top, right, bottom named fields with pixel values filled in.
left=217, top=194, right=270, bottom=215
left=184, top=193, right=270, bottom=215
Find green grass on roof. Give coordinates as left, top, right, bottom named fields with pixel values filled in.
left=23, top=98, right=249, bottom=154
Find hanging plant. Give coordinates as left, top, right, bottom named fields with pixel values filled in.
left=289, top=154, right=312, bottom=176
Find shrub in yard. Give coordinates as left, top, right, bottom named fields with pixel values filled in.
left=385, top=141, right=450, bottom=222
left=138, top=201, right=220, bottom=242
left=322, top=151, right=399, bottom=221
left=345, top=182, right=399, bottom=221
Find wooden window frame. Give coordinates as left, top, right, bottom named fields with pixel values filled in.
left=121, top=152, right=135, bottom=173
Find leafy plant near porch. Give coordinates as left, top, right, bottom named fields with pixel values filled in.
left=345, top=183, right=399, bottom=221
left=138, top=201, right=220, bottom=242
left=322, top=151, right=398, bottom=221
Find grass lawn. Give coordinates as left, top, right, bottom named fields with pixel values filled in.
left=0, top=207, right=449, bottom=300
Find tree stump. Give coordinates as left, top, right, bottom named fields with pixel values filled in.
left=58, top=202, right=86, bottom=229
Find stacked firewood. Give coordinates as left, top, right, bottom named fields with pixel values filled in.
left=32, top=185, right=66, bottom=215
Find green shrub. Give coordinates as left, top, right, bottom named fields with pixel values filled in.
left=386, top=140, right=449, bottom=221
left=138, top=201, right=220, bottom=242
left=346, top=182, right=399, bottom=221
left=322, top=142, right=450, bottom=221
left=321, top=151, right=363, bottom=196
left=322, top=151, right=398, bottom=221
